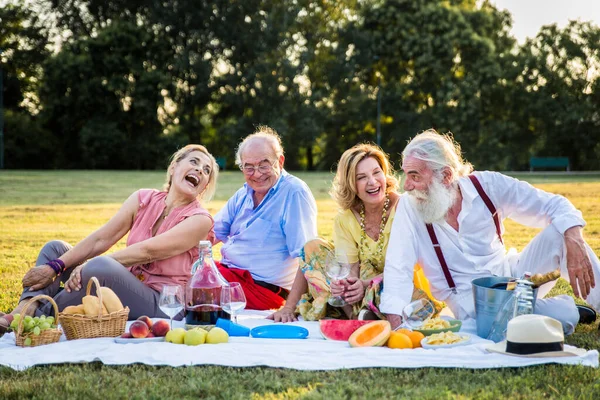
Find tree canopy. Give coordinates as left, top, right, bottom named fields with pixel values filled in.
left=2, top=0, right=599, bottom=170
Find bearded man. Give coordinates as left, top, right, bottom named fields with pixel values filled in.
left=381, top=129, right=600, bottom=334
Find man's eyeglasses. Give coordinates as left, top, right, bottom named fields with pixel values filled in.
left=240, top=159, right=278, bottom=175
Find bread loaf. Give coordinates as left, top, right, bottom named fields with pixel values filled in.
left=99, top=287, right=124, bottom=313
left=82, top=295, right=109, bottom=316
left=62, top=304, right=86, bottom=315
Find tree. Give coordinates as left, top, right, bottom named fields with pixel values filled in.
left=0, top=1, right=53, bottom=168
left=519, top=21, right=600, bottom=170
left=39, top=20, right=173, bottom=168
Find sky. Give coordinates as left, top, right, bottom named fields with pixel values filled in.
left=490, top=0, right=600, bottom=42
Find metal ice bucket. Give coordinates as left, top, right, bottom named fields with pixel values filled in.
left=471, top=276, right=538, bottom=338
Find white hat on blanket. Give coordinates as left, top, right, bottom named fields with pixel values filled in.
left=487, top=314, right=587, bottom=358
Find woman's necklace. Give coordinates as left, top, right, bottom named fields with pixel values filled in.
left=359, top=194, right=390, bottom=261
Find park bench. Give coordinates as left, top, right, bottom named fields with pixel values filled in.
left=216, top=157, right=227, bottom=170
left=529, top=157, right=570, bottom=172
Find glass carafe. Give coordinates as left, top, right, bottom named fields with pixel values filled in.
left=185, top=240, right=230, bottom=328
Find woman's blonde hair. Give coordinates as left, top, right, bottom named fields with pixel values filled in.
left=163, top=144, right=219, bottom=201
left=330, top=143, right=399, bottom=210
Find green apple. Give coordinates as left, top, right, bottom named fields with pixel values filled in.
left=184, top=328, right=207, bottom=346
left=165, top=328, right=186, bottom=344
left=206, top=327, right=229, bottom=344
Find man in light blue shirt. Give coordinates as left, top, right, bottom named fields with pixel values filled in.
left=214, top=126, right=318, bottom=310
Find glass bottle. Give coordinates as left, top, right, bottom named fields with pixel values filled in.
left=487, top=272, right=533, bottom=342
left=185, top=240, right=230, bottom=328
left=512, top=276, right=534, bottom=318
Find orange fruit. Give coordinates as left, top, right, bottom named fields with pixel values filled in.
left=386, top=331, right=413, bottom=349
left=393, top=329, right=425, bottom=348
left=406, top=331, right=425, bottom=348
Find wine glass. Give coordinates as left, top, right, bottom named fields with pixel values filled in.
left=325, top=257, right=351, bottom=307
left=159, top=284, right=183, bottom=329
left=220, top=282, right=246, bottom=324
left=398, top=298, right=436, bottom=329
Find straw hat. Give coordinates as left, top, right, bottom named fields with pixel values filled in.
left=487, top=314, right=587, bottom=357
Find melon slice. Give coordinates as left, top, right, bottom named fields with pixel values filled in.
left=348, top=320, right=391, bottom=347
left=319, top=319, right=373, bottom=341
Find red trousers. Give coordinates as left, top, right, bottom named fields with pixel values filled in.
left=215, top=261, right=286, bottom=310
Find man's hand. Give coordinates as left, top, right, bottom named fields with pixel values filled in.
left=565, top=226, right=595, bottom=298
left=22, top=265, right=56, bottom=291
left=267, top=307, right=298, bottom=323
left=342, top=276, right=367, bottom=305
left=65, top=264, right=85, bottom=293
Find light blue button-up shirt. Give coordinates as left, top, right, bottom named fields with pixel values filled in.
left=214, top=170, right=318, bottom=289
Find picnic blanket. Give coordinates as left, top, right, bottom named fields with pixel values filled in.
left=0, top=311, right=597, bottom=371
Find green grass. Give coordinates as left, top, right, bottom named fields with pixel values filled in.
left=1, top=170, right=600, bottom=399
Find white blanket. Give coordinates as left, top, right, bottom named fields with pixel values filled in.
left=1, top=311, right=597, bottom=371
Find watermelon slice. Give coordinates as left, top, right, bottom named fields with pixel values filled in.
left=319, top=319, right=373, bottom=341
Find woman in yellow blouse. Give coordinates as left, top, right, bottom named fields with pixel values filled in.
left=268, top=144, right=442, bottom=322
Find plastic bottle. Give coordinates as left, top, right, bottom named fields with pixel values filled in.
left=185, top=241, right=230, bottom=328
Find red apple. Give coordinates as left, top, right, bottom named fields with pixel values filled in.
left=137, top=315, right=153, bottom=329
left=151, top=320, right=170, bottom=337
left=129, top=320, right=150, bottom=338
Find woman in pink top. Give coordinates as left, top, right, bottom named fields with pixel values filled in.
left=0, top=145, right=217, bottom=334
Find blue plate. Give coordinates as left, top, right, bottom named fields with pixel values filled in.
left=250, top=325, right=309, bottom=339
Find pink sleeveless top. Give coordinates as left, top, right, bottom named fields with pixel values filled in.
left=126, top=189, right=214, bottom=292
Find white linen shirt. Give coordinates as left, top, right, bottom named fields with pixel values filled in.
left=380, top=171, right=585, bottom=319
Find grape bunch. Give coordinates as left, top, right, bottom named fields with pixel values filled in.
left=10, top=314, right=58, bottom=346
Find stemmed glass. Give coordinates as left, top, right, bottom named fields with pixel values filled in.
left=325, top=256, right=351, bottom=307
left=397, top=298, right=436, bottom=329
left=220, top=282, right=246, bottom=323
left=158, top=284, right=184, bottom=330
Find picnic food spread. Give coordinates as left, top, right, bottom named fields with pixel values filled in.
left=2, top=274, right=590, bottom=366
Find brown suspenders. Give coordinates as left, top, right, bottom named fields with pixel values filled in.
left=425, top=175, right=502, bottom=293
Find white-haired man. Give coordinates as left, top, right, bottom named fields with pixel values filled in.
left=214, top=126, right=318, bottom=310
left=381, top=129, right=599, bottom=334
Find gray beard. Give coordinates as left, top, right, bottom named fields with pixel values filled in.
left=407, top=179, right=457, bottom=224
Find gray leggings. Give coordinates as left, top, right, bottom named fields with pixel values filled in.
left=19, top=240, right=179, bottom=320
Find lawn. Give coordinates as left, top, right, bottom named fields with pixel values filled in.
left=1, top=170, right=600, bottom=399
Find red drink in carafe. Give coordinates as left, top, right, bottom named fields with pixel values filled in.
left=185, top=288, right=230, bottom=325
left=185, top=241, right=230, bottom=327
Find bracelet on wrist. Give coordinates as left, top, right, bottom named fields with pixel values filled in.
left=46, top=259, right=66, bottom=275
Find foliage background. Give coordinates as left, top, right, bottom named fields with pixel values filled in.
left=1, top=0, right=600, bottom=171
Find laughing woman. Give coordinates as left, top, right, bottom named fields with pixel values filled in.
left=0, top=145, right=218, bottom=336
left=269, top=143, right=442, bottom=322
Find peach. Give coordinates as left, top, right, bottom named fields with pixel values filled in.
left=129, top=320, right=150, bottom=338
left=152, top=320, right=170, bottom=337
left=120, top=332, right=133, bottom=339
left=146, top=332, right=156, bottom=338
left=137, top=315, right=153, bottom=329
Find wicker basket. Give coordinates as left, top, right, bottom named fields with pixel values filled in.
left=59, top=277, right=129, bottom=340
left=15, top=295, right=63, bottom=347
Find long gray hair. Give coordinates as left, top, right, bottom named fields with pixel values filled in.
left=402, top=129, right=473, bottom=179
